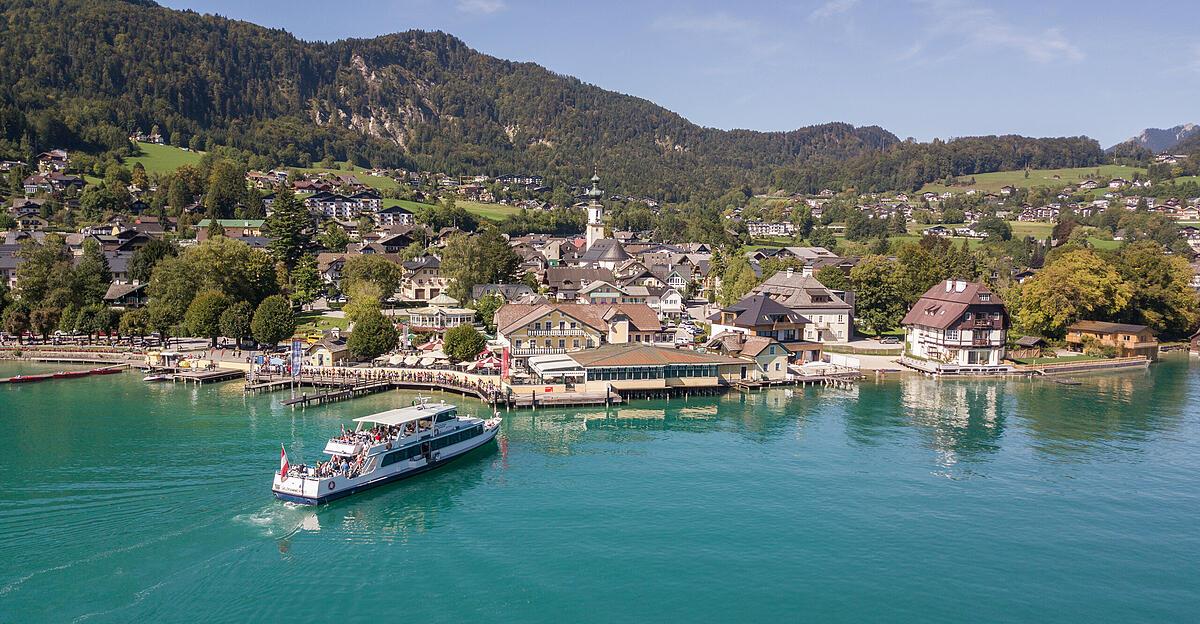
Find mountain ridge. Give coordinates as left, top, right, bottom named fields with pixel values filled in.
left=0, top=0, right=1103, bottom=195
left=1109, top=123, right=1199, bottom=154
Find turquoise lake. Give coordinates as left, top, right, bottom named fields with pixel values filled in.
left=1, top=357, right=1198, bottom=622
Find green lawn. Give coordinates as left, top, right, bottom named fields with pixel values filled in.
left=455, top=199, right=522, bottom=221
left=127, top=142, right=203, bottom=175
left=383, top=198, right=436, bottom=211
left=917, top=165, right=1146, bottom=195
left=295, top=163, right=400, bottom=191
left=294, top=311, right=350, bottom=334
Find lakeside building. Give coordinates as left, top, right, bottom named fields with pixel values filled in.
left=567, top=343, right=749, bottom=394
left=901, top=280, right=1010, bottom=374
left=749, top=269, right=854, bottom=342
left=706, top=293, right=823, bottom=363
left=1065, top=321, right=1159, bottom=361
left=495, top=302, right=666, bottom=363
left=703, top=332, right=792, bottom=381
left=406, top=293, right=476, bottom=332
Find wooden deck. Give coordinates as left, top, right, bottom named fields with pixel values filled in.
left=510, top=390, right=622, bottom=408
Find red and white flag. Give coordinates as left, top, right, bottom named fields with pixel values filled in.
left=279, top=444, right=290, bottom=477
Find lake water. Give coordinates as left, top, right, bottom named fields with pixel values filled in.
left=1, top=357, right=1198, bottom=623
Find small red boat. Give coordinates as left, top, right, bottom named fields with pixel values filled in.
left=88, top=367, right=124, bottom=375
left=7, top=374, right=53, bottom=383
left=53, top=370, right=91, bottom=379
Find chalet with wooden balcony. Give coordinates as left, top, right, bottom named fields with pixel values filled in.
left=902, top=280, right=1010, bottom=371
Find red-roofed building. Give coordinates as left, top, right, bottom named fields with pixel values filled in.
left=902, top=280, right=1009, bottom=371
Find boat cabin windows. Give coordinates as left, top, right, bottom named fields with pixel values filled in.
left=431, top=424, right=484, bottom=451
left=435, top=411, right=458, bottom=423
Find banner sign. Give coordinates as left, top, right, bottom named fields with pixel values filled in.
left=290, top=340, right=303, bottom=377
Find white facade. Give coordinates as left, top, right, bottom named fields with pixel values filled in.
left=905, top=325, right=1006, bottom=366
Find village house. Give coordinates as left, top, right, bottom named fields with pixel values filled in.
left=1065, top=321, right=1159, bottom=361
left=704, top=332, right=793, bottom=381
left=471, top=283, right=538, bottom=303
left=749, top=269, right=854, bottom=342
left=400, top=255, right=448, bottom=302
left=494, top=302, right=664, bottom=362
left=901, top=280, right=1010, bottom=373
left=308, top=336, right=351, bottom=367
left=375, top=205, right=415, bottom=226
left=102, top=282, right=149, bottom=309
left=406, top=293, right=476, bottom=332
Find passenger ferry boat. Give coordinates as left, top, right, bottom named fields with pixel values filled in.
left=272, top=398, right=501, bottom=505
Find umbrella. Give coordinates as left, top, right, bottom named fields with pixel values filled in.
left=387, top=354, right=405, bottom=365
left=426, top=349, right=449, bottom=361
left=403, top=355, right=420, bottom=367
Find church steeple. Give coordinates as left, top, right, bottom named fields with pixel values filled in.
left=585, top=169, right=605, bottom=250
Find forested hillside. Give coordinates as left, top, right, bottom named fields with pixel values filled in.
left=0, top=0, right=1103, bottom=196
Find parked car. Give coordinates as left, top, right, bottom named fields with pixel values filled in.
left=880, top=336, right=901, bottom=345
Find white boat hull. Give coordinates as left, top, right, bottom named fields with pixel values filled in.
left=272, top=422, right=499, bottom=505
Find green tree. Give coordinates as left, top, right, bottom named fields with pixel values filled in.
left=347, top=308, right=398, bottom=360
left=219, top=301, right=254, bottom=348
left=444, top=323, right=485, bottom=363
left=3, top=303, right=31, bottom=343
left=814, top=265, right=851, bottom=292
left=250, top=295, right=295, bottom=346
left=289, top=254, right=324, bottom=308
left=1113, top=241, right=1200, bottom=336
left=341, top=255, right=401, bottom=299
left=185, top=289, right=230, bottom=346
left=718, top=256, right=759, bottom=307
left=30, top=307, right=61, bottom=341
left=264, top=187, right=311, bottom=268
left=128, top=238, right=178, bottom=283
left=849, top=255, right=907, bottom=336
left=440, top=229, right=521, bottom=302
left=204, top=160, right=245, bottom=218
left=318, top=222, right=351, bottom=251
left=1008, top=249, right=1133, bottom=337
left=14, top=234, right=74, bottom=307
left=473, top=293, right=504, bottom=333
left=119, top=308, right=150, bottom=339
left=74, top=239, right=112, bottom=306
left=808, top=227, right=837, bottom=250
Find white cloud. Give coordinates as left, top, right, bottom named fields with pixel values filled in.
left=652, top=11, right=760, bottom=38
left=809, top=0, right=861, bottom=21
left=456, top=0, right=507, bottom=15
left=907, top=0, right=1083, bottom=64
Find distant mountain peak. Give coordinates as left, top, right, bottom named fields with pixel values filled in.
left=1116, top=123, right=1199, bottom=153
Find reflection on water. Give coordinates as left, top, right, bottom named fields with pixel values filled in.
left=1014, top=360, right=1190, bottom=460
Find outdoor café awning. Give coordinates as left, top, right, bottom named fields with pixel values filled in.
left=528, top=353, right=585, bottom=378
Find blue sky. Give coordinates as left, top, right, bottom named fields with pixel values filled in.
left=162, top=0, right=1200, bottom=146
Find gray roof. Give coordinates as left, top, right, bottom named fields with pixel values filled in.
left=579, top=239, right=631, bottom=263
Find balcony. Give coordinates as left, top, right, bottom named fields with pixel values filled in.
left=527, top=329, right=586, bottom=337
left=511, top=347, right=568, bottom=356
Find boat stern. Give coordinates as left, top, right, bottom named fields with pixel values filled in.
left=272, top=473, right=324, bottom=505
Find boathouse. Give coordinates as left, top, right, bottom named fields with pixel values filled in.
left=1065, top=321, right=1159, bottom=361
left=567, top=343, right=747, bottom=395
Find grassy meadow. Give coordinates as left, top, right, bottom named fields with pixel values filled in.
left=917, top=165, right=1146, bottom=195
left=128, top=142, right=204, bottom=174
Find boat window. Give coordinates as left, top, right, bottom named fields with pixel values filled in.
left=435, top=411, right=457, bottom=422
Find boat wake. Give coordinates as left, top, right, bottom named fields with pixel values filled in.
left=232, top=504, right=320, bottom=540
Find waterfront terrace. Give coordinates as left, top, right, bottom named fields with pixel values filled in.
left=567, top=343, right=748, bottom=395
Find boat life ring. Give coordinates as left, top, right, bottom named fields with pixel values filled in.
left=328, top=481, right=336, bottom=490
left=433, top=452, right=441, bottom=461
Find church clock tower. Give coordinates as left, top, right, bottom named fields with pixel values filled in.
left=585, top=172, right=605, bottom=250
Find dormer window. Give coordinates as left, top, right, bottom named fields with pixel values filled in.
left=979, top=293, right=991, bottom=302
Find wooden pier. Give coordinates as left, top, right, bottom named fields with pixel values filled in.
left=511, top=390, right=623, bottom=409
left=247, top=373, right=502, bottom=408
left=281, top=381, right=393, bottom=407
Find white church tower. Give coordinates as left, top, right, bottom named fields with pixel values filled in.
left=585, top=172, right=605, bottom=250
